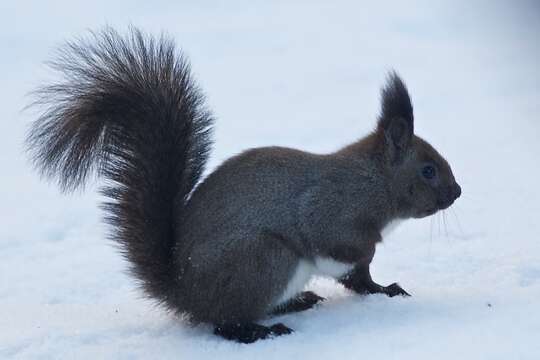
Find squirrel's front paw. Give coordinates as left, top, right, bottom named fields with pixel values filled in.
left=383, top=283, right=411, bottom=297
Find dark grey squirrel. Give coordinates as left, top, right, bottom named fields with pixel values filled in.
left=27, top=27, right=461, bottom=344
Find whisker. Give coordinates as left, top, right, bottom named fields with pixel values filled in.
left=443, top=210, right=449, bottom=238
left=429, top=215, right=434, bottom=255
left=452, top=203, right=465, bottom=215
left=438, top=211, right=441, bottom=237
left=450, top=207, right=466, bottom=239
left=441, top=210, right=448, bottom=237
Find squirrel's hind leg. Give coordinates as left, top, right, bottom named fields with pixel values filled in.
left=214, top=323, right=293, bottom=343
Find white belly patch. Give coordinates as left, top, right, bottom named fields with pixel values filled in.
left=275, top=257, right=354, bottom=306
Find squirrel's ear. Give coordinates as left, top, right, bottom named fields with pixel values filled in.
left=376, top=71, right=414, bottom=163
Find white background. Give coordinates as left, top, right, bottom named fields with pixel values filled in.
left=1, top=1, right=539, bottom=358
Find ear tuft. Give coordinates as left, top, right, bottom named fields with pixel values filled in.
left=377, top=71, right=414, bottom=131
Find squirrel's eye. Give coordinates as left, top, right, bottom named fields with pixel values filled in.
left=422, top=165, right=436, bottom=179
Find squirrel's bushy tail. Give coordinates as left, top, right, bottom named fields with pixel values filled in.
left=26, top=27, right=213, bottom=306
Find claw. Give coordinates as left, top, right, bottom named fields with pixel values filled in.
left=269, top=323, right=294, bottom=336
left=384, top=283, right=411, bottom=297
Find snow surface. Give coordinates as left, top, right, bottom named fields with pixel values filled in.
left=1, top=1, right=539, bottom=359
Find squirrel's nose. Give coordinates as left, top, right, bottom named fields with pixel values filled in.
left=438, top=183, right=461, bottom=210
left=453, top=183, right=461, bottom=199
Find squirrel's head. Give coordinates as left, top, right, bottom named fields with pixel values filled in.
left=376, top=72, right=461, bottom=219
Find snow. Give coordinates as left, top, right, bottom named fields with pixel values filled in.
left=1, top=1, right=540, bottom=358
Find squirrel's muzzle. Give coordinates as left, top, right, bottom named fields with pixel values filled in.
left=437, top=183, right=461, bottom=210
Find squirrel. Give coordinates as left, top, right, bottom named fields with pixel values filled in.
left=26, top=27, right=461, bottom=343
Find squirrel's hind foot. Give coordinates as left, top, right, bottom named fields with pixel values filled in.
left=214, top=322, right=293, bottom=343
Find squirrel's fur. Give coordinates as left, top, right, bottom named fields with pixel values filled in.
left=27, top=27, right=461, bottom=343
